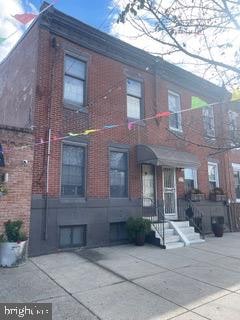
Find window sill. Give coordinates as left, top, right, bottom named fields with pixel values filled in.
left=64, top=102, right=88, bottom=113
left=127, top=118, right=145, bottom=126
left=60, top=197, right=86, bottom=204
left=169, top=126, right=183, bottom=134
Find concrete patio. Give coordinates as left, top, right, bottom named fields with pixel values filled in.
left=1, top=233, right=240, bottom=319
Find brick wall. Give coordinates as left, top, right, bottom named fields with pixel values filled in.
left=0, top=24, right=38, bottom=128
left=32, top=28, right=232, bottom=202
left=0, top=126, right=34, bottom=235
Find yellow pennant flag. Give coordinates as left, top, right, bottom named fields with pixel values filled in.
left=68, top=132, right=80, bottom=137
left=82, top=129, right=99, bottom=135
left=231, top=88, right=240, bottom=102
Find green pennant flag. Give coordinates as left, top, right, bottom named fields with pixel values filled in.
left=191, top=96, right=208, bottom=109
left=0, top=37, right=7, bottom=44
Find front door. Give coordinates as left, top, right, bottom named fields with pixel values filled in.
left=162, top=167, right=178, bottom=219
left=142, top=164, right=155, bottom=207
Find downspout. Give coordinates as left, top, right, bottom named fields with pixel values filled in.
left=43, top=35, right=57, bottom=240
left=43, top=128, right=51, bottom=240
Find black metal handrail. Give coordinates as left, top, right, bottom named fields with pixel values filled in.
left=141, top=197, right=166, bottom=248
left=186, top=200, right=205, bottom=239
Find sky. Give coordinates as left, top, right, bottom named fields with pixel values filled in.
left=0, top=0, right=118, bottom=62
left=0, top=0, right=238, bottom=87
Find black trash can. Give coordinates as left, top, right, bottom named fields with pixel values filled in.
left=211, top=216, right=224, bottom=237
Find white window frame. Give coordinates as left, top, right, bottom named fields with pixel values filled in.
left=168, top=90, right=182, bottom=132
left=202, top=106, right=215, bottom=138
left=184, top=168, right=198, bottom=190
left=126, top=78, right=143, bottom=120
left=64, top=54, right=86, bottom=108
left=232, top=163, right=240, bottom=202
left=228, top=111, right=238, bottom=145
left=208, top=161, right=219, bottom=189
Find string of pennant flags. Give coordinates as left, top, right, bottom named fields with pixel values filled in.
left=1, top=90, right=240, bottom=155
left=0, top=1, right=239, bottom=155
left=0, top=1, right=57, bottom=45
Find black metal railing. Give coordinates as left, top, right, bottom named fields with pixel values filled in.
left=185, top=200, right=205, bottom=239
left=142, top=197, right=166, bottom=248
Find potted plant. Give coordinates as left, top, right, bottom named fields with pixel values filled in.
left=126, top=217, right=151, bottom=246
left=209, top=187, right=226, bottom=202
left=186, top=188, right=205, bottom=202
left=211, top=216, right=224, bottom=237
left=0, top=220, right=28, bottom=267
left=0, top=182, right=8, bottom=196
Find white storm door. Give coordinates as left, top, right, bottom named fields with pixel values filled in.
left=142, top=164, right=155, bottom=207
left=163, top=167, right=178, bottom=219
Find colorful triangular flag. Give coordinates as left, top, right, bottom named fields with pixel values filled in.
left=155, top=111, right=171, bottom=118
left=104, top=125, right=119, bottom=129
left=191, top=96, right=208, bottom=109
left=82, top=129, right=99, bottom=135
left=128, top=122, right=135, bottom=130
left=68, top=132, right=80, bottom=137
left=231, top=89, right=240, bottom=102
left=13, top=13, right=37, bottom=25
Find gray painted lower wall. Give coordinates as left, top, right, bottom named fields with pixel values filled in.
left=29, top=196, right=142, bottom=256
left=178, top=199, right=229, bottom=234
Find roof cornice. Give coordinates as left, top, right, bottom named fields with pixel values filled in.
left=39, top=5, right=229, bottom=99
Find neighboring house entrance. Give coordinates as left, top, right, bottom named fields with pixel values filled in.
left=142, top=164, right=155, bottom=207
left=163, top=167, right=178, bottom=219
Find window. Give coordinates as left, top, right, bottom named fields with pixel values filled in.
left=168, top=91, right=182, bottom=131
left=127, top=79, right=142, bottom=119
left=228, top=111, right=238, bottom=143
left=59, top=225, right=86, bottom=248
left=232, top=164, right=240, bottom=201
left=110, top=151, right=128, bottom=197
left=203, top=106, right=215, bottom=137
left=208, top=162, right=219, bottom=190
left=184, top=168, right=197, bottom=192
left=64, top=55, right=86, bottom=108
left=110, top=222, right=128, bottom=243
left=61, top=144, right=85, bottom=197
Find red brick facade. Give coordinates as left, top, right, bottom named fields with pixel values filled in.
left=32, top=27, right=237, bottom=202
left=1, top=5, right=239, bottom=254
left=0, top=126, right=34, bottom=235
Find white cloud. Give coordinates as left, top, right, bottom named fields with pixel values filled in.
left=0, top=0, right=38, bottom=62
left=110, top=0, right=239, bottom=87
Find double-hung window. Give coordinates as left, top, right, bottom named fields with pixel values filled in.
left=61, top=144, right=85, bottom=197
left=228, top=111, right=238, bottom=144
left=184, top=168, right=198, bottom=192
left=168, top=91, right=182, bottom=131
left=110, top=151, right=128, bottom=198
left=64, top=55, right=86, bottom=108
left=208, top=162, right=219, bottom=190
left=203, top=106, right=215, bottom=137
left=127, top=79, right=143, bottom=119
left=232, top=164, right=240, bottom=201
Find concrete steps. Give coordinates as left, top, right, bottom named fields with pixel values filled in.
left=150, top=220, right=205, bottom=249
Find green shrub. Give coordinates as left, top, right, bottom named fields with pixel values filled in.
left=4, top=220, right=27, bottom=242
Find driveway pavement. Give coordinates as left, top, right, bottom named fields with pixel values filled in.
left=1, top=233, right=240, bottom=319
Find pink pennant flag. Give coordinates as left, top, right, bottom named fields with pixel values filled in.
left=155, top=111, right=171, bottom=118
left=13, top=13, right=37, bottom=25
left=128, top=122, right=135, bottom=130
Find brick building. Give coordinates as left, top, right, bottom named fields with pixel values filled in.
left=0, top=3, right=239, bottom=255
left=0, top=126, right=34, bottom=236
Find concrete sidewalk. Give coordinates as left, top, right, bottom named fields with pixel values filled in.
left=1, top=233, right=240, bottom=319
